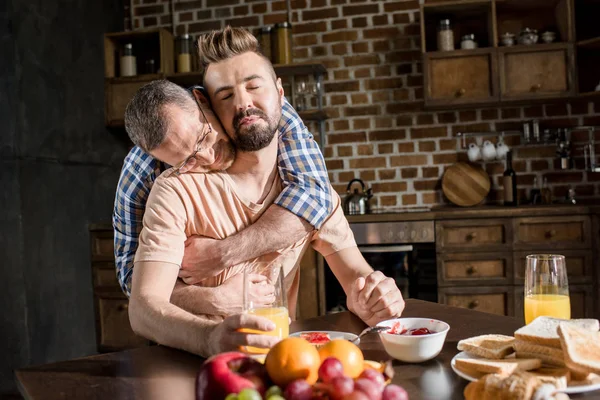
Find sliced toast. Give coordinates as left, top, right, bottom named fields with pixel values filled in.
left=514, top=339, right=566, bottom=367
left=514, top=316, right=599, bottom=348
left=558, top=322, right=600, bottom=376
left=457, top=334, right=515, bottom=359
left=454, top=357, right=541, bottom=375
left=528, top=367, right=570, bottom=389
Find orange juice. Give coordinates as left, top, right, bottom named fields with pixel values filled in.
left=524, top=294, right=571, bottom=324
left=241, top=307, right=289, bottom=354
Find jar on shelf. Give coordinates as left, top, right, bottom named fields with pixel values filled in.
left=437, top=19, right=454, bottom=51
left=273, top=22, right=292, bottom=64
left=460, top=34, right=477, bottom=50
left=257, top=26, right=273, bottom=62
left=120, top=43, right=137, bottom=77
left=177, top=33, right=192, bottom=73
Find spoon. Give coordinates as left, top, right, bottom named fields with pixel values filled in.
left=350, top=325, right=389, bottom=344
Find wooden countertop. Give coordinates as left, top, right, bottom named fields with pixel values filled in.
left=347, top=204, right=599, bottom=223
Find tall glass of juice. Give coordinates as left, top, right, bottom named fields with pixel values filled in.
left=241, top=261, right=289, bottom=354
left=524, top=254, right=570, bottom=324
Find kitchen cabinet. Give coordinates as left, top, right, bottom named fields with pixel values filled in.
left=419, top=0, right=598, bottom=108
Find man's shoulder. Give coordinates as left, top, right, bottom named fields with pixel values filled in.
left=122, top=146, right=163, bottom=178
left=154, top=169, right=228, bottom=191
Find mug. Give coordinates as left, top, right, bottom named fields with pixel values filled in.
left=496, top=139, right=510, bottom=160
left=467, top=143, right=482, bottom=162
left=481, top=140, right=497, bottom=162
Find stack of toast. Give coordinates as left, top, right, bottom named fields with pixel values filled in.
left=456, top=316, right=600, bottom=400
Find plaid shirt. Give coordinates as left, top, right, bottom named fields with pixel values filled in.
left=112, top=99, right=332, bottom=296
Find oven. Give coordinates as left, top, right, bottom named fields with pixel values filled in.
left=323, top=220, right=437, bottom=313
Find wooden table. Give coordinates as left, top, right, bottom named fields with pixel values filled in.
left=15, top=299, right=599, bottom=399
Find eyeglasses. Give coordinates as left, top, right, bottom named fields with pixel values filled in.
left=173, top=105, right=212, bottom=176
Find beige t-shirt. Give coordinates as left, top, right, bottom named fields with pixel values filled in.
left=134, top=167, right=356, bottom=319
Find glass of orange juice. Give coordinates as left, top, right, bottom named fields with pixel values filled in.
left=524, top=254, right=570, bottom=324
left=241, top=261, right=289, bottom=354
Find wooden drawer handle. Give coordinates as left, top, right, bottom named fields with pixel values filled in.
left=545, top=229, right=557, bottom=239
left=468, top=300, right=479, bottom=309
left=466, top=266, right=477, bottom=275
left=455, top=88, right=466, bottom=98
left=118, top=304, right=129, bottom=312
left=466, top=232, right=478, bottom=241
left=530, top=83, right=542, bottom=92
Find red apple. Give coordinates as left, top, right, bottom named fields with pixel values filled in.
left=196, top=352, right=270, bottom=400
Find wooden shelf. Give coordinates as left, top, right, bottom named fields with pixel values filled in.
left=424, top=47, right=494, bottom=58
left=166, top=71, right=203, bottom=88
left=577, top=91, right=600, bottom=98
left=106, top=74, right=163, bottom=84
left=273, top=63, right=327, bottom=77
left=577, top=37, right=600, bottom=49
left=298, top=110, right=328, bottom=122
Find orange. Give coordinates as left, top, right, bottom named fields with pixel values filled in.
left=265, top=337, right=320, bottom=386
left=318, top=339, right=364, bottom=379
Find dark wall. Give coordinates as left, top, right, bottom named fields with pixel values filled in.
left=0, top=0, right=128, bottom=395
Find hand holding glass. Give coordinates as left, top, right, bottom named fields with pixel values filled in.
left=524, top=254, right=570, bottom=324
left=241, top=262, right=289, bottom=354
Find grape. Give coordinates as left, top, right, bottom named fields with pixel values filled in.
left=283, top=379, right=313, bottom=400
left=318, top=357, right=344, bottom=383
left=224, top=394, right=238, bottom=400
left=354, top=378, right=383, bottom=400
left=382, top=384, right=409, bottom=400
left=237, top=388, right=261, bottom=400
left=359, top=368, right=385, bottom=388
left=342, top=392, right=369, bottom=400
left=267, top=396, right=285, bottom=400
left=265, top=386, right=283, bottom=398
left=328, top=376, right=354, bottom=400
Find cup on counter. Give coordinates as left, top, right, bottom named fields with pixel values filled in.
left=467, top=143, right=482, bottom=162
left=481, top=140, right=497, bottom=161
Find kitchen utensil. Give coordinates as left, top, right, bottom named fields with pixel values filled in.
left=460, top=34, right=477, bottom=49
left=349, top=326, right=389, bottom=344
left=481, top=140, right=497, bottom=161
left=467, top=142, right=482, bottom=162
left=541, top=31, right=556, bottom=43
left=496, top=135, right=510, bottom=160
left=442, top=162, right=491, bottom=207
left=500, top=32, right=515, bottom=46
left=343, top=179, right=373, bottom=215
left=518, top=28, right=538, bottom=45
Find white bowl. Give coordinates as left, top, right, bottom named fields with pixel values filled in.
left=376, top=318, right=450, bottom=363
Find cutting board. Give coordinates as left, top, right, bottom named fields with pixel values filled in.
left=442, top=162, right=491, bottom=207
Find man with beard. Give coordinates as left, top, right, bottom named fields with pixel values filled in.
left=127, top=28, right=404, bottom=357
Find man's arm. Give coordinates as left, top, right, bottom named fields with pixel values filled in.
left=179, top=99, right=333, bottom=282
left=129, top=260, right=279, bottom=357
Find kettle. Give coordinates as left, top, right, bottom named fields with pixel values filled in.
left=343, top=179, right=373, bottom=215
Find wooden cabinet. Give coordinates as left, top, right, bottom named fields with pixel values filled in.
left=425, top=49, right=498, bottom=106
left=498, top=44, right=574, bottom=100
left=105, top=76, right=160, bottom=127
left=436, top=212, right=595, bottom=320
left=90, top=226, right=149, bottom=352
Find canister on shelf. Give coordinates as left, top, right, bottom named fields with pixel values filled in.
left=438, top=19, right=454, bottom=51
left=257, top=26, right=273, bottom=62
left=273, top=22, right=293, bottom=64
left=460, top=34, right=477, bottom=50
left=177, top=33, right=192, bottom=73
left=120, top=43, right=137, bottom=77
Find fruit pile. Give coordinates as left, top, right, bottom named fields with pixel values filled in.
left=196, top=337, right=408, bottom=400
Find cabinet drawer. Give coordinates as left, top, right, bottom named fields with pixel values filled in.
left=93, top=264, right=121, bottom=290
left=90, top=230, right=115, bottom=261
left=439, top=287, right=513, bottom=316
left=513, top=216, right=591, bottom=250
left=425, top=50, right=497, bottom=106
left=513, top=250, right=592, bottom=284
left=514, top=284, right=594, bottom=323
left=97, top=296, right=148, bottom=351
left=499, top=45, right=573, bottom=99
left=436, top=219, right=511, bottom=252
left=438, top=252, right=512, bottom=286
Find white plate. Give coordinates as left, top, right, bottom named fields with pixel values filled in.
left=290, top=330, right=360, bottom=345
left=451, top=351, right=600, bottom=394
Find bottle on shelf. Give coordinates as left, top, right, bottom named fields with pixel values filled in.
left=503, top=151, right=518, bottom=206
left=541, top=177, right=552, bottom=205
left=257, top=26, right=273, bottom=62
left=120, top=43, right=137, bottom=77
left=273, top=22, right=292, bottom=64
left=438, top=19, right=454, bottom=51
left=177, top=33, right=192, bottom=73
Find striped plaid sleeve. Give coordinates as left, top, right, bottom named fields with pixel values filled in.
left=112, top=150, right=158, bottom=297
left=275, top=99, right=333, bottom=229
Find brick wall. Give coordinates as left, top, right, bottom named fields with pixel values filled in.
left=129, top=0, right=600, bottom=209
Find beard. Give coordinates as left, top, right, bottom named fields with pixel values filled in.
left=232, top=107, right=279, bottom=152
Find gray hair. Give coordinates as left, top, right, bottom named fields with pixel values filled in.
left=124, top=80, right=196, bottom=152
